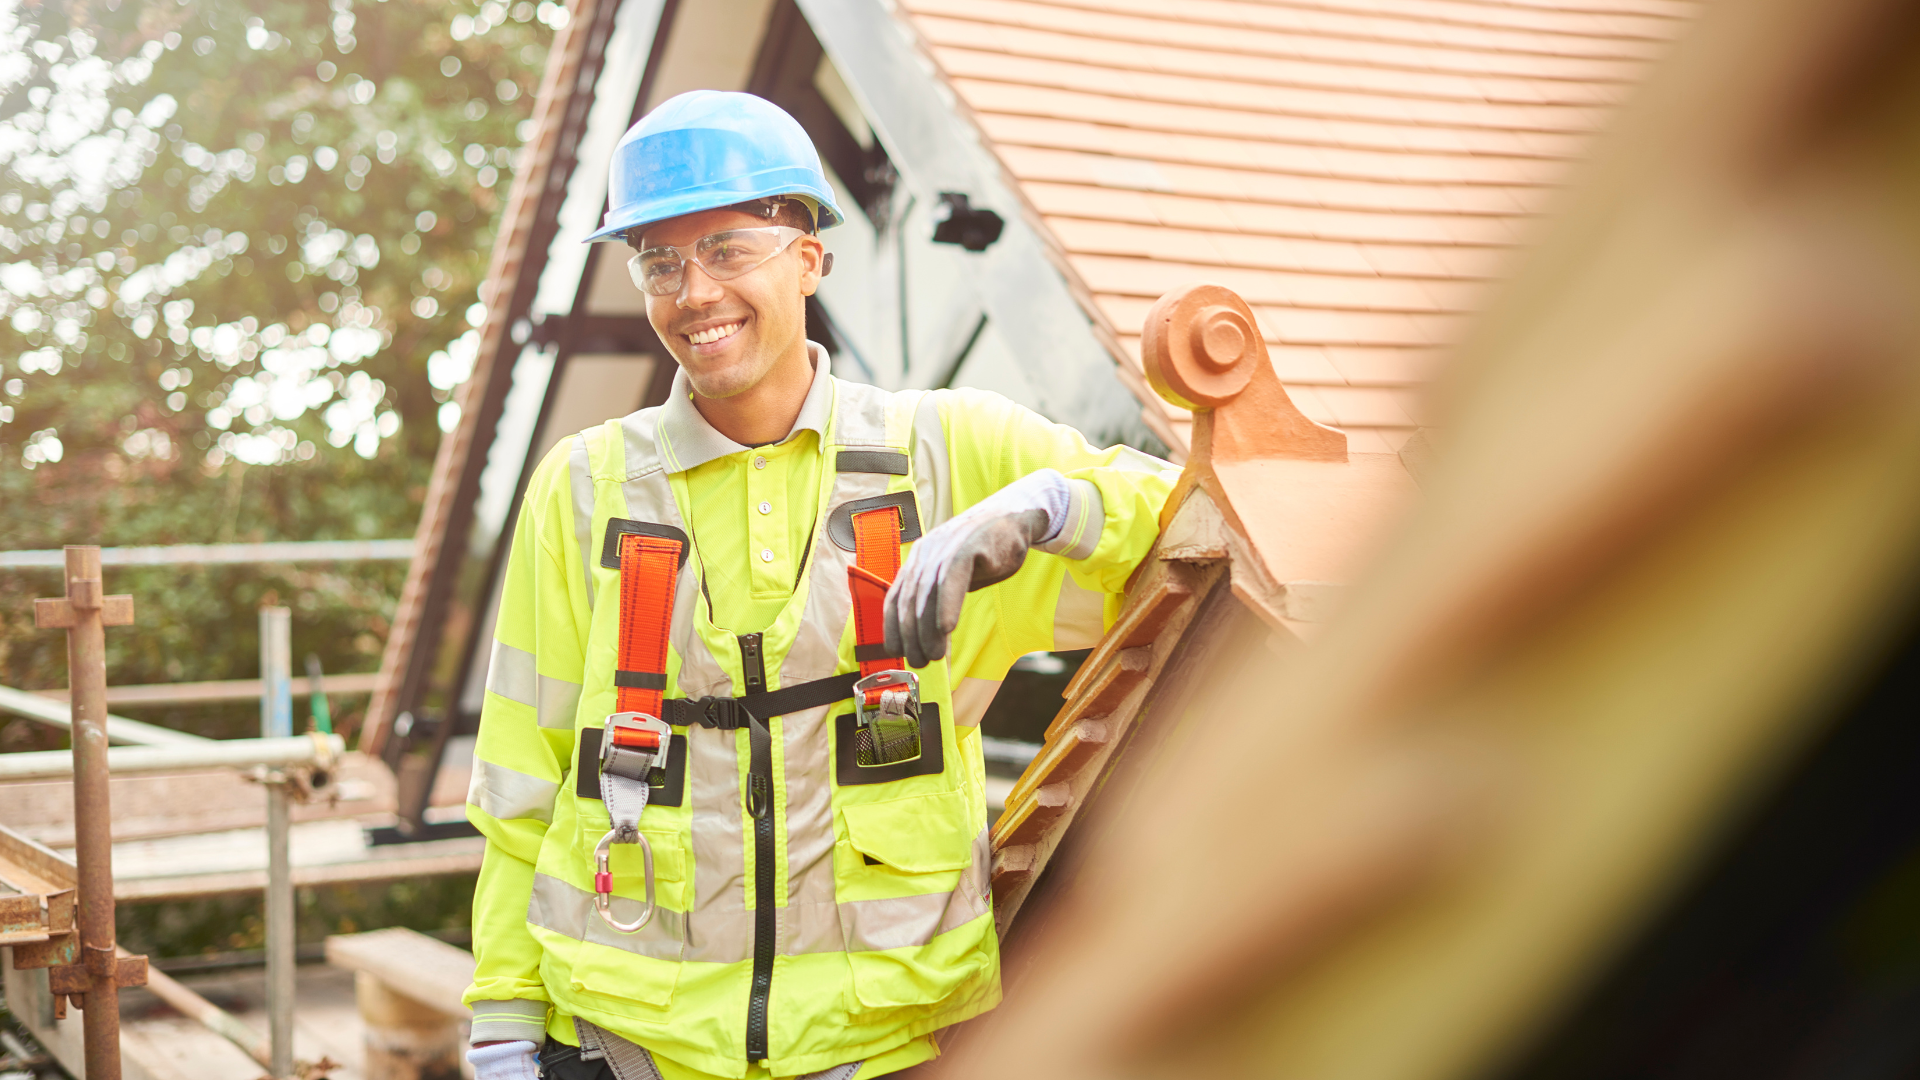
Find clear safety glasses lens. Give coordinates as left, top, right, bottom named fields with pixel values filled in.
left=626, top=226, right=806, bottom=297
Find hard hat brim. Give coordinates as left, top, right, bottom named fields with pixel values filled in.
left=586, top=179, right=846, bottom=243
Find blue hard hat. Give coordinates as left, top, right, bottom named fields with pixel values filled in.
left=586, top=90, right=845, bottom=243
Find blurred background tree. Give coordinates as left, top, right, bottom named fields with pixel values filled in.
left=0, top=0, right=560, bottom=742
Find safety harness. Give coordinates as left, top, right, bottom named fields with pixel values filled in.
left=592, top=505, right=917, bottom=936
left=592, top=531, right=682, bottom=933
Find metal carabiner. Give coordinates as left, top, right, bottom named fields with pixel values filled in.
left=592, top=827, right=657, bottom=934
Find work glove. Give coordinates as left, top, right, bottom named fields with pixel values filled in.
left=468, top=1040, right=540, bottom=1080
left=884, top=468, right=1072, bottom=668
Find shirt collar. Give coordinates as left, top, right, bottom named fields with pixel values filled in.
left=655, top=340, right=834, bottom=473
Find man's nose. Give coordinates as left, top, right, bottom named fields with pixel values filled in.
left=676, top=261, right=724, bottom=308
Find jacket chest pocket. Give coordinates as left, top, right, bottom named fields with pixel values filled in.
left=838, top=789, right=975, bottom=876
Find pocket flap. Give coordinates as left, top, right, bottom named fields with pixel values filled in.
left=606, top=830, right=686, bottom=884
left=568, top=939, right=679, bottom=1008
left=843, top=790, right=973, bottom=873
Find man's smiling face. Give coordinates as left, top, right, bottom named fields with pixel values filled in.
left=635, top=206, right=824, bottom=402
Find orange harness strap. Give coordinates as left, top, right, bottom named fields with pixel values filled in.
left=613, top=532, right=682, bottom=736
left=847, top=506, right=905, bottom=683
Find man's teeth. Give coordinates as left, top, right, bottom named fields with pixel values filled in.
left=687, top=321, right=742, bottom=345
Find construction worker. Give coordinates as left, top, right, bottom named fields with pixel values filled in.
left=461, top=91, right=1175, bottom=1080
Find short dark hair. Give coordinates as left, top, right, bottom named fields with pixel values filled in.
left=625, top=196, right=815, bottom=249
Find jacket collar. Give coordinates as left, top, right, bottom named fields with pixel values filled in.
left=655, top=341, right=834, bottom=473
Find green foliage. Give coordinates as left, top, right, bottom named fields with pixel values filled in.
left=0, top=0, right=558, bottom=717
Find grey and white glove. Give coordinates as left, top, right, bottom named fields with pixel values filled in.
left=468, top=1040, right=540, bottom=1080
left=883, top=468, right=1073, bottom=668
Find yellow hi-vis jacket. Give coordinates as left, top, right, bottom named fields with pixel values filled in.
left=463, top=348, right=1176, bottom=1078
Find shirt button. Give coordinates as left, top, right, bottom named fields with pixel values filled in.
left=760, top=548, right=774, bottom=563
left=758, top=501, right=772, bottom=515
left=753, top=455, right=767, bottom=470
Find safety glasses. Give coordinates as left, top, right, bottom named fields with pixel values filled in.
left=626, top=226, right=808, bottom=297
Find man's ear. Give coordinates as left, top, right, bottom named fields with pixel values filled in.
left=797, top=235, right=828, bottom=297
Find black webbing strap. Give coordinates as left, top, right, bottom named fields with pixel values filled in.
left=659, top=671, right=863, bottom=730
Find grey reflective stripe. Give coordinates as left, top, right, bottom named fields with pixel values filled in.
left=1053, top=573, right=1107, bottom=651
left=1038, top=478, right=1104, bottom=560
left=569, top=433, right=597, bottom=607
left=911, top=391, right=953, bottom=532
left=468, top=758, right=561, bottom=824
left=1113, top=444, right=1177, bottom=474
left=949, top=677, right=1002, bottom=729
left=488, top=640, right=582, bottom=730
left=530, top=871, right=688, bottom=962
left=528, top=851, right=990, bottom=965
left=537, top=674, right=582, bottom=730
left=485, top=640, right=537, bottom=708
left=469, top=999, right=548, bottom=1049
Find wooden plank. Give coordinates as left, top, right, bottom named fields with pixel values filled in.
left=325, top=928, right=476, bottom=1017
left=992, top=783, right=1073, bottom=849
left=0, top=825, right=76, bottom=893
left=1004, top=720, right=1111, bottom=812
left=1048, top=647, right=1151, bottom=739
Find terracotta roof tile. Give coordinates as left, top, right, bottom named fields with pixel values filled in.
left=898, top=0, right=1691, bottom=450
left=1048, top=217, right=1504, bottom=279
left=1070, top=253, right=1466, bottom=312
left=916, top=18, right=1638, bottom=106
left=1023, top=183, right=1532, bottom=246
left=906, top=0, right=1654, bottom=82
left=999, top=146, right=1546, bottom=215
left=1324, top=345, right=1447, bottom=384
left=977, top=113, right=1570, bottom=186
left=933, top=0, right=1688, bottom=47
left=932, top=46, right=1621, bottom=133
left=951, top=79, right=1593, bottom=159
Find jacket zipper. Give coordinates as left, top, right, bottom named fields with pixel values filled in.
left=739, top=633, right=775, bottom=1063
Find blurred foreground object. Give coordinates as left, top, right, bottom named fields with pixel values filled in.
left=939, top=0, right=1920, bottom=1076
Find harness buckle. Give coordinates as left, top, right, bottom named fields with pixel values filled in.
left=599, top=712, right=672, bottom=784
left=594, top=712, right=670, bottom=935
left=852, top=670, right=922, bottom=766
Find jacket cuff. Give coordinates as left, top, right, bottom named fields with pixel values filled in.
left=469, top=999, right=549, bottom=1048
left=1037, top=478, right=1103, bottom=560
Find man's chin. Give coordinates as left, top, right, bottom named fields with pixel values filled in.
left=678, top=355, right=761, bottom=401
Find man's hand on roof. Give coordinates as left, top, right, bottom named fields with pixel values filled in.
left=884, top=468, right=1072, bottom=667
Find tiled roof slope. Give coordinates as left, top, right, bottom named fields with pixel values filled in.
left=896, top=0, right=1695, bottom=453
